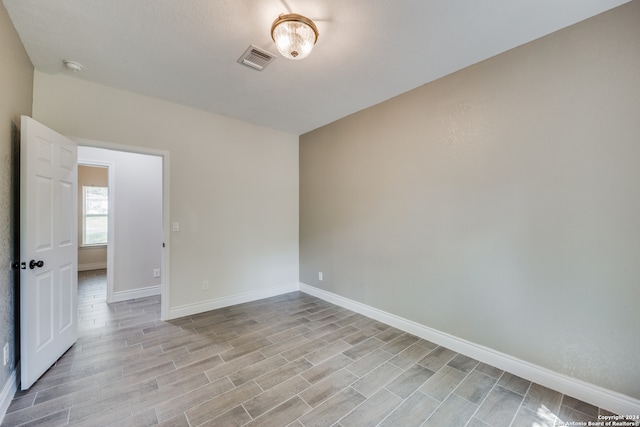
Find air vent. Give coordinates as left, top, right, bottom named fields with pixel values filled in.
left=238, top=45, right=276, bottom=71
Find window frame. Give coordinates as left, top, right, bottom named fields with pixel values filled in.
left=81, top=185, right=109, bottom=247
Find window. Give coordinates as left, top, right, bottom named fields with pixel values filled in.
left=82, top=186, right=108, bottom=246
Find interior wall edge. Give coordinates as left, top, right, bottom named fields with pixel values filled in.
left=108, top=285, right=161, bottom=304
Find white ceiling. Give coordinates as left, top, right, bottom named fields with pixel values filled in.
left=3, top=0, right=630, bottom=135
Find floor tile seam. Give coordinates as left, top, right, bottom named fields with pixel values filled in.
left=228, top=356, right=292, bottom=388
left=166, top=379, right=241, bottom=426
left=386, top=388, right=435, bottom=427
left=3, top=390, right=47, bottom=421
left=329, top=384, right=385, bottom=426
left=265, top=327, right=313, bottom=344
left=382, top=383, right=409, bottom=401
left=343, top=349, right=393, bottom=379
left=146, top=378, right=215, bottom=414
left=559, top=394, right=602, bottom=419
left=240, top=396, right=313, bottom=427
left=241, top=375, right=313, bottom=420
left=235, top=402, right=258, bottom=426
left=28, top=369, right=119, bottom=404
left=81, top=332, right=136, bottom=351
left=10, top=407, right=72, bottom=427
left=507, top=381, right=534, bottom=427
left=387, top=354, right=427, bottom=371
left=416, top=360, right=483, bottom=427
left=296, top=371, right=361, bottom=410
left=280, top=340, right=332, bottom=362
left=374, top=393, right=402, bottom=427
left=251, top=375, right=267, bottom=394
left=65, top=406, right=72, bottom=425
left=223, top=379, right=292, bottom=425
left=90, top=323, right=156, bottom=338
left=24, top=370, right=107, bottom=397
left=239, top=402, right=257, bottom=423
left=120, top=349, right=183, bottom=373
left=449, top=366, right=499, bottom=405
left=463, top=370, right=508, bottom=427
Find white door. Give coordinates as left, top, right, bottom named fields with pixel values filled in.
left=20, top=116, right=78, bottom=390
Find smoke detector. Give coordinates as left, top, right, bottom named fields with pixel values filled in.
left=237, top=45, right=276, bottom=71
left=63, top=60, right=83, bottom=72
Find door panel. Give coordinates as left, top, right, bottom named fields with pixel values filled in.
left=35, top=176, right=53, bottom=251
left=59, top=264, right=74, bottom=331
left=59, top=180, right=73, bottom=246
left=35, top=272, right=53, bottom=350
left=21, top=116, right=78, bottom=389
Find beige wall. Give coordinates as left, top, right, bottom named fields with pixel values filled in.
left=77, top=165, right=108, bottom=270
left=300, top=2, right=640, bottom=400
left=0, top=3, right=33, bottom=394
left=33, top=72, right=299, bottom=313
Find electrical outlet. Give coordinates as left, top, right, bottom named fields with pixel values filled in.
left=153, top=269, right=160, bottom=278
left=318, top=272, right=323, bottom=281
left=3, top=343, right=8, bottom=366
left=202, top=280, right=209, bottom=291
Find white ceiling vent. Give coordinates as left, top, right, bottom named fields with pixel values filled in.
left=238, top=45, right=276, bottom=71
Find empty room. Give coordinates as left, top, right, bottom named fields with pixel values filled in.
left=0, top=1, right=639, bottom=426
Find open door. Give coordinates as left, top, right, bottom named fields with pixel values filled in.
left=19, top=116, right=78, bottom=390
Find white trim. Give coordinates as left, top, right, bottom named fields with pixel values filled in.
left=0, top=367, right=17, bottom=425
left=299, top=282, right=640, bottom=416
left=77, top=262, right=107, bottom=272
left=79, top=244, right=107, bottom=249
left=168, top=283, right=300, bottom=320
left=108, top=285, right=161, bottom=303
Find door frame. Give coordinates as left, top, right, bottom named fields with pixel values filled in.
left=75, top=138, right=171, bottom=321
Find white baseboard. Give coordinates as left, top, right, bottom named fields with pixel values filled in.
left=108, top=285, right=161, bottom=303
left=0, top=367, right=17, bottom=425
left=168, top=283, right=300, bottom=320
left=78, top=262, right=107, bottom=272
left=299, top=282, right=640, bottom=416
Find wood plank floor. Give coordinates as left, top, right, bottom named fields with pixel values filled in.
left=2, top=270, right=614, bottom=426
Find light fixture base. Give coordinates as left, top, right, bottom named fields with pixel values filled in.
left=63, top=60, right=83, bottom=72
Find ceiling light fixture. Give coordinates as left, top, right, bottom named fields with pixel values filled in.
left=63, top=60, right=83, bottom=72
left=270, top=13, right=319, bottom=60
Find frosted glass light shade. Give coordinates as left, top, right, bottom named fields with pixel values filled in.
left=271, top=14, right=319, bottom=60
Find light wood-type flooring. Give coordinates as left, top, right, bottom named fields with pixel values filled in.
left=2, top=270, right=614, bottom=426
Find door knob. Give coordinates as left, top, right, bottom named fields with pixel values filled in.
left=29, top=260, right=44, bottom=269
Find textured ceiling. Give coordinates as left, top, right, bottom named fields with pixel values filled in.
left=3, top=0, right=630, bottom=135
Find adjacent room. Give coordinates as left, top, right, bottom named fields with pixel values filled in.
left=0, top=1, right=638, bottom=426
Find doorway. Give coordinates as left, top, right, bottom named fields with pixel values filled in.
left=77, top=163, right=110, bottom=304
left=77, top=142, right=170, bottom=320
